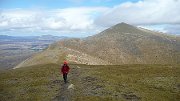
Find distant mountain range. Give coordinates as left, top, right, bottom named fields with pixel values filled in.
left=14, top=23, right=180, bottom=68
left=0, top=35, right=68, bottom=41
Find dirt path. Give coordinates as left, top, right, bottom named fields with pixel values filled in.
left=53, top=65, right=81, bottom=101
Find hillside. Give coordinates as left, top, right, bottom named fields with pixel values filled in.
left=54, top=23, right=180, bottom=64
left=14, top=23, right=180, bottom=68
left=1, top=64, right=180, bottom=101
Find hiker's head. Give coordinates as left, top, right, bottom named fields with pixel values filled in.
left=64, top=61, right=67, bottom=65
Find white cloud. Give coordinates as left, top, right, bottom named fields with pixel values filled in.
left=140, top=24, right=180, bottom=35
left=0, top=0, right=180, bottom=36
left=164, top=24, right=180, bottom=35
left=0, top=7, right=108, bottom=36
left=138, top=24, right=168, bottom=33
left=95, top=0, right=180, bottom=26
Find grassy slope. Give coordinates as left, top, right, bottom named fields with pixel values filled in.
left=0, top=64, right=180, bottom=101
left=79, top=65, right=180, bottom=101
left=0, top=64, right=61, bottom=101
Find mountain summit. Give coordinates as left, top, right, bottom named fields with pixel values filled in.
left=15, top=23, right=180, bottom=68
left=60, top=22, right=180, bottom=64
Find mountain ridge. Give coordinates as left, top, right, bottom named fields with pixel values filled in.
left=14, top=23, right=180, bottom=68
left=58, top=23, right=179, bottom=64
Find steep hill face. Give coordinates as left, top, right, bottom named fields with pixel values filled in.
left=15, top=23, right=180, bottom=68
left=57, top=23, right=180, bottom=64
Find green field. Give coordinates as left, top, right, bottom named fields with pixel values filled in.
left=0, top=64, right=179, bottom=101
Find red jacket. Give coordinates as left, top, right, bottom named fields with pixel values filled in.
left=61, top=64, right=70, bottom=74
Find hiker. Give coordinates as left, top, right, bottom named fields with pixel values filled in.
left=61, top=61, right=70, bottom=83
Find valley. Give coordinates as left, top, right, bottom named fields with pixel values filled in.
left=0, top=35, right=67, bottom=69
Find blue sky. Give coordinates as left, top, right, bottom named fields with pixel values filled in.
left=0, top=0, right=139, bottom=9
left=0, top=0, right=180, bottom=37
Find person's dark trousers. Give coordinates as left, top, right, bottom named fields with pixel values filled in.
left=63, top=73, right=68, bottom=83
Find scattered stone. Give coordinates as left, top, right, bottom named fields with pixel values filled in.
left=68, top=84, right=74, bottom=89
left=121, top=93, right=141, bottom=101
left=77, top=66, right=81, bottom=68
left=173, top=84, right=180, bottom=92
left=83, top=76, right=97, bottom=82
left=52, top=80, right=61, bottom=84
left=177, top=84, right=180, bottom=89
left=92, top=85, right=103, bottom=90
